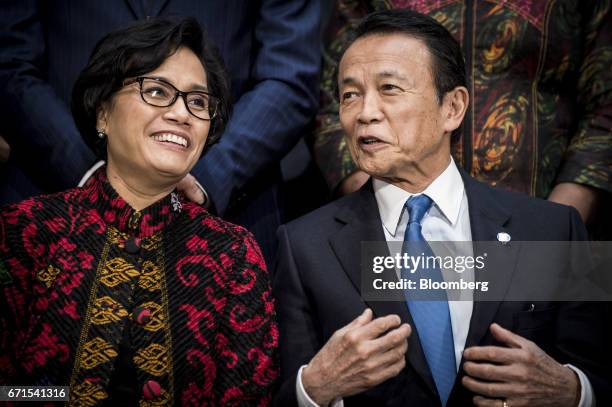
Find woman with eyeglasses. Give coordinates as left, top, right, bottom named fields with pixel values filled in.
left=0, top=17, right=278, bottom=406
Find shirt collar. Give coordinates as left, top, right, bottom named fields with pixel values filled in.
left=373, top=158, right=465, bottom=236
left=80, top=165, right=183, bottom=237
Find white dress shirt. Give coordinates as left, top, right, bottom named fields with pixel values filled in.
left=296, top=158, right=593, bottom=407
left=374, top=157, right=473, bottom=369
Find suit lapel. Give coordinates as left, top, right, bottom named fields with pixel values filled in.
left=460, top=171, right=520, bottom=352
left=329, top=182, right=438, bottom=398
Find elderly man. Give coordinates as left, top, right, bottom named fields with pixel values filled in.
left=273, top=9, right=608, bottom=407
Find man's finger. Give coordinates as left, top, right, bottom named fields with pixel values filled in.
left=193, top=180, right=209, bottom=207
left=355, top=314, right=402, bottom=340
left=353, top=339, right=407, bottom=373
left=340, top=308, right=373, bottom=333
left=463, top=346, right=518, bottom=364
left=462, top=375, right=514, bottom=398
left=362, top=327, right=410, bottom=368
left=463, top=361, right=523, bottom=383
left=190, top=183, right=205, bottom=204
left=176, top=174, right=205, bottom=204
left=376, top=335, right=409, bottom=366
left=356, top=308, right=374, bottom=326
left=370, top=323, right=411, bottom=353
left=489, top=323, right=525, bottom=349
left=472, top=395, right=512, bottom=407
left=186, top=180, right=205, bottom=204
left=361, top=356, right=407, bottom=389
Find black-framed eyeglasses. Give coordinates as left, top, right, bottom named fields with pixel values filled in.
left=124, top=76, right=219, bottom=121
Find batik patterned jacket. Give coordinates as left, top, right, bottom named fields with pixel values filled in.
left=0, top=168, right=278, bottom=406
left=314, top=0, right=612, bottom=199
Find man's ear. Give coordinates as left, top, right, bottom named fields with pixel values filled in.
left=442, top=86, right=469, bottom=134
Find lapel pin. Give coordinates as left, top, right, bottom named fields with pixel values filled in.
left=496, top=232, right=511, bottom=244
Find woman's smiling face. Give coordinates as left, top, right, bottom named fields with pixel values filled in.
left=99, top=47, right=211, bottom=185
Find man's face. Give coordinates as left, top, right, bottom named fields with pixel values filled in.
left=338, top=33, right=457, bottom=185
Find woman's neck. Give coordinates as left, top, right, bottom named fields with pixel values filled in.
left=106, top=164, right=175, bottom=211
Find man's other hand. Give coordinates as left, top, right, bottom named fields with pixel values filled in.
left=462, top=323, right=580, bottom=407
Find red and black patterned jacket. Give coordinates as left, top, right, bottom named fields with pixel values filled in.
left=0, top=168, right=278, bottom=406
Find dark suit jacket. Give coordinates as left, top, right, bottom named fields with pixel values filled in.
left=273, top=172, right=610, bottom=406
left=0, top=0, right=321, bottom=264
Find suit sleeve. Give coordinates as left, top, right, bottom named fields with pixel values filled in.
left=555, top=2, right=612, bottom=194
left=555, top=206, right=612, bottom=404
left=0, top=0, right=95, bottom=191
left=272, top=225, right=324, bottom=406
left=191, top=0, right=321, bottom=215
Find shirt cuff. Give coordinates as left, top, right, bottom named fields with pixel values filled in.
left=296, top=365, right=344, bottom=407
left=565, top=364, right=595, bottom=407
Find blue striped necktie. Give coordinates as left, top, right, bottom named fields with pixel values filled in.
left=402, top=194, right=456, bottom=406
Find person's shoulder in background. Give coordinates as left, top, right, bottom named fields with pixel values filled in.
left=465, top=175, right=587, bottom=241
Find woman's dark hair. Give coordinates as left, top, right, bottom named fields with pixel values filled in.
left=72, top=16, right=231, bottom=158
left=340, top=9, right=467, bottom=142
